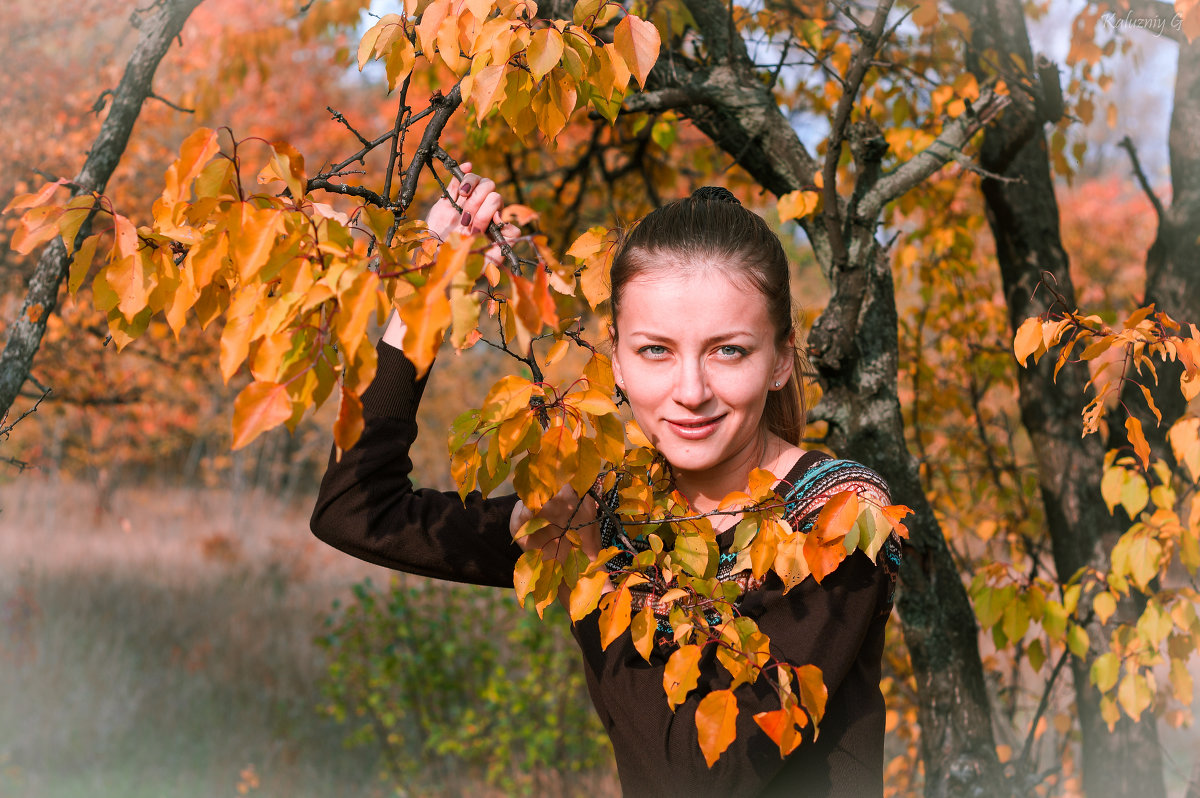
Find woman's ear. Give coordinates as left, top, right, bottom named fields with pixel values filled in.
left=771, top=331, right=797, bottom=388
left=608, top=324, right=625, bottom=388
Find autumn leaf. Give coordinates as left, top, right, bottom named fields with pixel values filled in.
left=630, top=604, right=656, bottom=660
left=695, top=689, right=739, bottom=767
left=1013, top=317, right=1044, bottom=366
left=804, top=490, right=859, bottom=583
left=613, top=15, right=659, bottom=89
left=663, top=644, right=702, bottom=710
left=333, top=387, right=364, bottom=451
left=599, top=579, right=635, bottom=649
left=232, top=381, right=293, bottom=450
left=527, top=27, right=564, bottom=81
left=1125, top=416, right=1151, bottom=470
left=777, top=190, right=818, bottom=222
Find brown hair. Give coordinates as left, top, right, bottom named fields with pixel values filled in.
left=609, top=187, right=808, bottom=445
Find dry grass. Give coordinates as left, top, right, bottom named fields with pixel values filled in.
left=0, top=476, right=399, bottom=798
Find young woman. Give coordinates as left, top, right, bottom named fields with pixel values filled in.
left=310, top=172, right=901, bottom=798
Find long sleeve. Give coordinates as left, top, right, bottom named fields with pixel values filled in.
left=310, top=342, right=522, bottom=587
left=570, top=459, right=895, bottom=798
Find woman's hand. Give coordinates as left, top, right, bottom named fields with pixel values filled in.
left=511, top=484, right=602, bottom=564
left=383, top=165, right=519, bottom=349
left=426, top=162, right=520, bottom=256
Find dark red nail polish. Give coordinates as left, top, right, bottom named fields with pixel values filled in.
left=460, top=211, right=472, bottom=227
left=459, top=182, right=473, bottom=197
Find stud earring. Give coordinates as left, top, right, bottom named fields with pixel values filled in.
left=773, top=381, right=780, bottom=388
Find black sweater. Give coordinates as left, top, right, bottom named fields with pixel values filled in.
left=311, top=342, right=898, bottom=797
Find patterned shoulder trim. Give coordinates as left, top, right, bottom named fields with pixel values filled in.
left=778, top=458, right=891, bottom=533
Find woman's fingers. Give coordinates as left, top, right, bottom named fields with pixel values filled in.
left=511, top=486, right=601, bottom=563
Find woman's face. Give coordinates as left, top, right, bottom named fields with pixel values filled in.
left=610, top=266, right=793, bottom=496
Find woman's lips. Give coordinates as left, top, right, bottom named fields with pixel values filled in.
left=665, top=415, right=723, bottom=440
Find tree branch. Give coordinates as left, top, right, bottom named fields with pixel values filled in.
left=0, top=0, right=205, bottom=422
left=1119, top=135, right=1166, bottom=223
left=398, top=83, right=463, bottom=211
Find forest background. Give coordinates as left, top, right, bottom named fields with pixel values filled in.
left=1, top=0, right=1198, bottom=796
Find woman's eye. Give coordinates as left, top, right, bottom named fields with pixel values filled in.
left=717, top=345, right=746, bottom=358
left=638, top=344, right=669, bottom=358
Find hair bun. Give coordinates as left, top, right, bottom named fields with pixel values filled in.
left=690, top=186, right=741, bottom=205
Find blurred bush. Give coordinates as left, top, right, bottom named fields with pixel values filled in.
left=317, top=579, right=613, bottom=797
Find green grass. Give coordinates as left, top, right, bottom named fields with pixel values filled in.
left=0, top=478, right=397, bottom=798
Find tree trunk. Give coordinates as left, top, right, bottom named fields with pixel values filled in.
left=0, top=0, right=204, bottom=421
left=955, top=0, right=1167, bottom=795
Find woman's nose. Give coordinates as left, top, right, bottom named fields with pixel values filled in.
left=672, top=359, right=713, bottom=408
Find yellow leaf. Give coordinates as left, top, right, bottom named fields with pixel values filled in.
left=773, top=524, right=810, bottom=592
left=569, top=570, right=610, bottom=622
left=1013, top=317, right=1044, bottom=366
left=1168, top=417, right=1200, bottom=483
left=385, top=33, right=416, bottom=90
left=1116, top=671, right=1152, bottom=722
left=1093, top=591, right=1117, bottom=626
left=695, top=689, right=739, bottom=767
left=794, top=663, right=828, bottom=727
left=68, top=234, right=100, bottom=296
left=471, top=63, right=508, bottom=123
left=481, top=374, right=538, bottom=425
left=630, top=604, right=656, bottom=660
left=1100, top=465, right=1124, bottom=513
left=663, top=644, right=702, bottom=710
left=527, top=27, right=564, bottom=81
left=612, top=15, right=659, bottom=89
left=232, top=381, right=293, bottom=450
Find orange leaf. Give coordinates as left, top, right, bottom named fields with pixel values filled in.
left=599, top=580, right=634, bottom=649
left=1126, top=416, right=1151, bottom=470
left=333, top=387, right=364, bottom=451
left=663, top=644, right=702, bottom=710
left=613, top=15, right=660, bottom=89
left=695, top=689, right=739, bottom=767
left=3, top=179, right=68, bottom=213
left=11, top=205, right=65, bottom=255
left=232, top=381, right=293, bottom=450
left=880, top=504, right=912, bottom=539
left=805, top=491, right=859, bottom=583
left=162, top=128, right=220, bottom=206
left=777, top=190, right=818, bottom=222
left=753, top=707, right=803, bottom=756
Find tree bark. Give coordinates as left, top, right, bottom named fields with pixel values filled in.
left=0, top=0, right=204, bottom=421
left=645, top=2, right=1010, bottom=794
left=954, top=0, right=1168, bottom=795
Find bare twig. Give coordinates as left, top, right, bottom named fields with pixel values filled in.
left=1119, top=135, right=1166, bottom=223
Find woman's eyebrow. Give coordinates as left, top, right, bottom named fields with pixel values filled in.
left=624, top=330, right=758, bottom=345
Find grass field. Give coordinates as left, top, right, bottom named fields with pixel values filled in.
left=0, top=476, right=492, bottom=798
